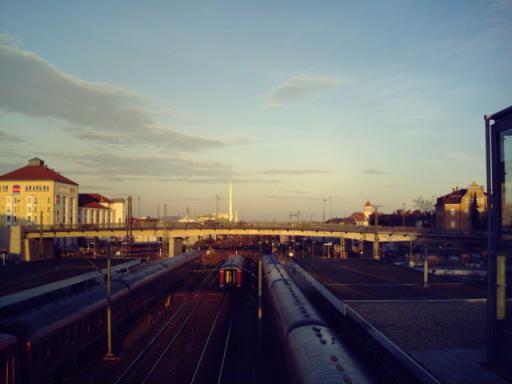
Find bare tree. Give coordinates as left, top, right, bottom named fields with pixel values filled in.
left=412, top=196, right=435, bottom=213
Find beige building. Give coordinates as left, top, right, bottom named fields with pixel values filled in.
left=435, top=182, right=487, bottom=231
left=0, top=158, right=78, bottom=226
left=78, top=194, right=125, bottom=225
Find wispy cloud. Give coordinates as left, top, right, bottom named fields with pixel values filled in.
left=0, top=42, right=228, bottom=152
left=264, top=195, right=322, bottom=201
left=361, top=168, right=389, bottom=175
left=44, top=152, right=279, bottom=185
left=281, top=189, right=308, bottom=194
left=264, top=74, right=343, bottom=107
left=259, top=168, right=332, bottom=175
left=0, top=129, right=25, bottom=143
left=74, top=127, right=226, bottom=151
left=59, top=153, right=233, bottom=179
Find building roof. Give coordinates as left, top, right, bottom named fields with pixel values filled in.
left=0, top=160, right=78, bottom=186
left=489, top=104, right=512, bottom=120
left=79, top=193, right=111, bottom=204
left=350, top=212, right=366, bottom=221
left=78, top=201, right=109, bottom=209
left=78, top=194, right=110, bottom=209
left=436, top=189, right=468, bottom=205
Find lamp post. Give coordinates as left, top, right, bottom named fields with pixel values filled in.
left=39, top=211, right=44, bottom=259
left=373, top=204, right=382, bottom=260
left=103, top=241, right=118, bottom=360
left=402, top=202, right=406, bottom=228
left=322, top=199, right=327, bottom=222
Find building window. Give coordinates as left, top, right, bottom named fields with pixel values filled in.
left=450, top=209, right=456, bottom=216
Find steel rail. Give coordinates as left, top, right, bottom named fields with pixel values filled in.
left=141, top=279, right=223, bottom=384
left=216, top=304, right=235, bottom=384
left=114, top=261, right=222, bottom=384
left=189, top=293, right=229, bottom=384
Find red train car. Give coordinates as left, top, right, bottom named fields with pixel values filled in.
left=219, top=255, right=244, bottom=289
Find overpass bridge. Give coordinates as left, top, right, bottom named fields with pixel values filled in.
left=1, top=222, right=485, bottom=261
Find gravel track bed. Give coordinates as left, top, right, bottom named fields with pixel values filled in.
left=349, top=300, right=487, bottom=351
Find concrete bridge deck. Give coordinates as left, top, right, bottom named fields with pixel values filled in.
left=1, top=222, right=485, bottom=261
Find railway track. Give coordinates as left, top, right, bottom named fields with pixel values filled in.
left=114, top=261, right=231, bottom=384
left=215, top=305, right=235, bottom=384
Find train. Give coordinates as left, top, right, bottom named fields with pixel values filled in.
left=262, top=254, right=371, bottom=384
left=219, top=255, right=244, bottom=289
left=0, top=334, right=18, bottom=384
left=0, top=251, right=200, bottom=384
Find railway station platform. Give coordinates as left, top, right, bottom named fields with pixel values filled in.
left=0, top=258, right=136, bottom=296
left=297, top=258, right=508, bottom=384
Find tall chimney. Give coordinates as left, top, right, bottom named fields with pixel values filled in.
left=228, top=181, right=233, bottom=222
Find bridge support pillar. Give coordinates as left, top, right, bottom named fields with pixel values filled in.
left=340, top=237, right=346, bottom=259
left=373, top=240, right=380, bottom=260
left=169, top=238, right=177, bottom=257
left=23, top=238, right=31, bottom=262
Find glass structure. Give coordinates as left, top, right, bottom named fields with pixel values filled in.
left=485, top=105, right=512, bottom=377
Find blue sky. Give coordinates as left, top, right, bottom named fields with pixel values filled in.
left=0, top=0, right=511, bottom=219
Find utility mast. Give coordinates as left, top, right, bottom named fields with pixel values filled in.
left=228, top=181, right=233, bottom=222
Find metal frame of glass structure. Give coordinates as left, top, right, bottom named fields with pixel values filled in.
left=485, top=105, right=512, bottom=376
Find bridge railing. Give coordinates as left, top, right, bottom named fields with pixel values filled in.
left=20, top=221, right=486, bottom=238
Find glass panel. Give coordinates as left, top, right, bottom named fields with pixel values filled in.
left=501, top=128, right=512, bottom=232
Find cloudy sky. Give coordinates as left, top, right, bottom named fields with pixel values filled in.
left=0, top=1, right=511, bottom=220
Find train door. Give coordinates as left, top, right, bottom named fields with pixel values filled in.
left=225, top=270, right=233, bottom=286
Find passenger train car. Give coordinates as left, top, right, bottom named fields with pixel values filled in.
left=0, top=252, right=200, bottom=384
left=219, top=255, right=244, bottom=289
left=0, top=334, right=19, bottom=384
left=262, top=254, right=371, bottom=384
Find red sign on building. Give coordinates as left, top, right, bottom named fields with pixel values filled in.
left=12, top=185, right=21, bottom=194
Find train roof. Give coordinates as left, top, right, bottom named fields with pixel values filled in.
left=221, top=255, right=245, bottom=269
left=0, top=252, right=200, bottom=342
left=0, top=258, right=140, bottom=315
left=0, top=280, right=127, bottom=341
left=0, top=333, right=17, bottom=349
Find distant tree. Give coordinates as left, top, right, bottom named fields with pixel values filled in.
left=412, top=196, right=435, bottom=213
left=469, top=194, right=480, bottom=230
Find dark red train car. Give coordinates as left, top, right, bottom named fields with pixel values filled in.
left=0, top=334, right=19, bottom=384
left=219, top=255, right=244, bottom=288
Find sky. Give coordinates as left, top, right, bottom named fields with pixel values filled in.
left=0, top=0, right=511, bottom=220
